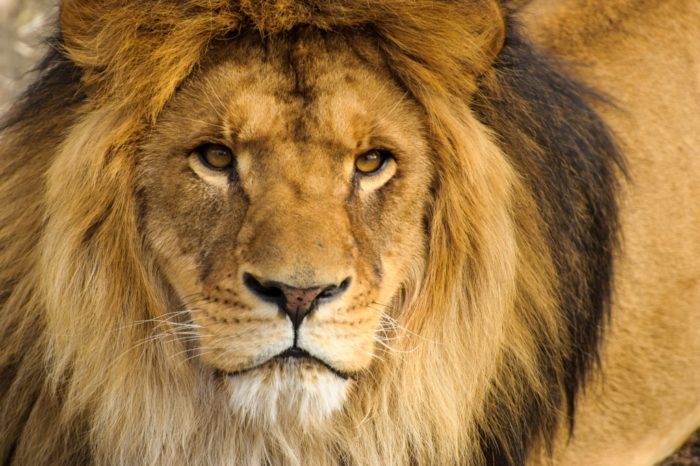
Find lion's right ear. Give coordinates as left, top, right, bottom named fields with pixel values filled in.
left=58, top=1, right=241, bottom=121
left=59, top=0, right=117, bottom=72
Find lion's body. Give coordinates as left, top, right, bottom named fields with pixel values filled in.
left=521, top=1, right=700, bottom=464
left=0, top=1, right=698, bottom=465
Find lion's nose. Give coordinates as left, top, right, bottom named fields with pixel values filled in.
left=242, top=273, right=351, bottom=328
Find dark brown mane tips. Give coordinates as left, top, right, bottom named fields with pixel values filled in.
left=473, top=21, right=625, bottom=463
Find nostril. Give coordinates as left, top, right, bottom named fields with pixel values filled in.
left=242, top=273, right=284, bottom=303
left=318, top=277, right=352, bottom=300
left=242, top=273, right=352, bottom=327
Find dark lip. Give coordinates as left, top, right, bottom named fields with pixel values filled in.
left=216, top=347, right=350, bottom=380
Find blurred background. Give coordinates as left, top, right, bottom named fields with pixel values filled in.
left=0, top=0, right=55, bottom=113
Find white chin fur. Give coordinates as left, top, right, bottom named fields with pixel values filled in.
left=224, top=359, right=350, bottom=428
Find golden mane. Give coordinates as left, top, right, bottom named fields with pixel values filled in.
left=0, top=1, right=624, bottom=464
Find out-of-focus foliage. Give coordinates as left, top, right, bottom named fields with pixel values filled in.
left=0, top=0, right=55, bottom=113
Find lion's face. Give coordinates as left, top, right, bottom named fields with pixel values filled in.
left=137, top=32, right=433, bottom=424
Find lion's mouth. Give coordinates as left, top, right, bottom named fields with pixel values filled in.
left=216, top=347, right=350, bottom=380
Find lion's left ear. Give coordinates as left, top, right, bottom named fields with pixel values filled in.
left=484, top=2, right=508, bottom=68
left=460, top=0, right=506, bottom=73
left=367, top=0, right=505, bottom=97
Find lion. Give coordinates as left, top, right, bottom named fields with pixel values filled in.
left=0, top=0, right=698, bottom=465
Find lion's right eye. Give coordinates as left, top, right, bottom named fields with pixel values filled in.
left=195, top=144, right=234, bottom=171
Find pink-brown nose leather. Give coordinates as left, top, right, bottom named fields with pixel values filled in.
left=278, top=284, right=326, bottom=328
left=242, top=273, right=351, bottom=328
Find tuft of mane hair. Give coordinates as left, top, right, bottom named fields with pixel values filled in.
left=0, top=1, right=623, bottom=465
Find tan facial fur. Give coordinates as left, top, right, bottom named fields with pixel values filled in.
left=138, top=31, right=432, bottom=425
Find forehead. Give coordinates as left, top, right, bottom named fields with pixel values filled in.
left=166, top=29, right=421, bottom=150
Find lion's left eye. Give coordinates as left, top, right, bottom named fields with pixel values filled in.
left=355, top=149, right=392, bottom=175
left=196, top=144, right=234, bottom=171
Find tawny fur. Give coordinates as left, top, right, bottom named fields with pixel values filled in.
left=0, top=1, right=698, bottom=465
left=520, top=1, right=700, bottom=464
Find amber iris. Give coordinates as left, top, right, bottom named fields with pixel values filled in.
left=355, top=150, right=389, bottom=175
left=197, top=144, right=233, bottom=171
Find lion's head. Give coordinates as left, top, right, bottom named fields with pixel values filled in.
left=139, top=30, right=435, bottom=423
left=0, top=1, right=622, bottom=465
